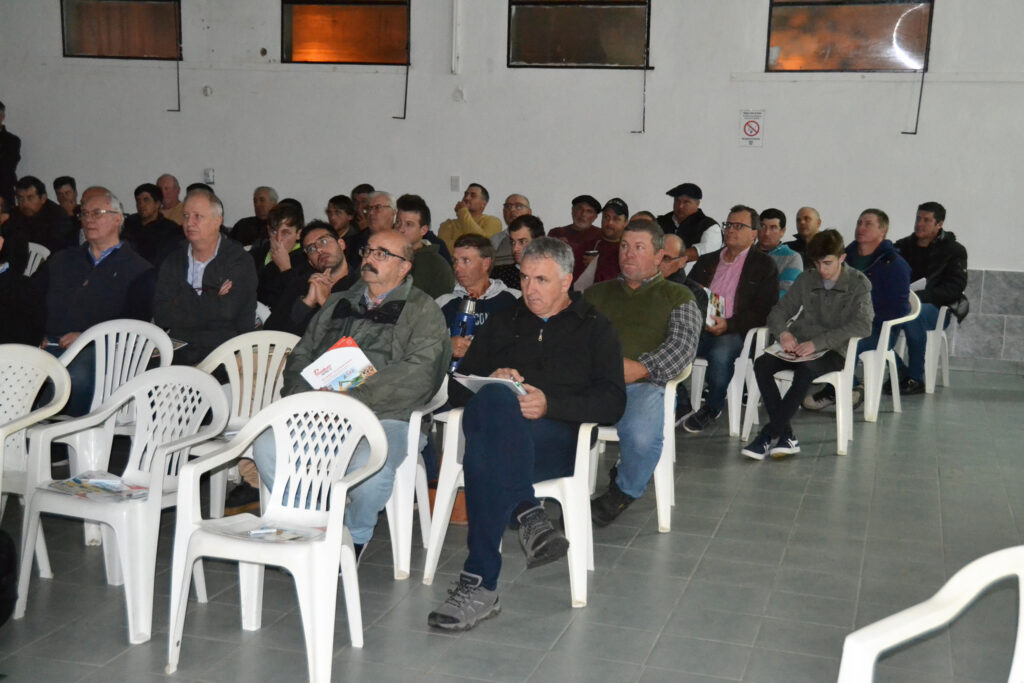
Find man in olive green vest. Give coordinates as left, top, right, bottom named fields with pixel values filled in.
left=585, top=220, right=702, bottom=527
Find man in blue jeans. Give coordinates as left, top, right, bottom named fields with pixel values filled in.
left=893, top=202, right=968, bottom=394
left=584, top=220, right=701, bottom=526
left=427, top=238, right=625, bottom=632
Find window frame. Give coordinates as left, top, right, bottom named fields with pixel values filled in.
left=765, top=0, right=935, bottom=74
left=506, top=0, right=653, bottom=70
left=280, top=0, right=411, bottom=66
left=60, top=0, right=182, bottom=61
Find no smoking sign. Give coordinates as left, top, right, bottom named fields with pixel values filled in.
left=740, top=109, right=764, bottom=147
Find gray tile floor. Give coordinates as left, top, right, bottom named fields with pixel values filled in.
left=1, top=369, right=1022, bottom=682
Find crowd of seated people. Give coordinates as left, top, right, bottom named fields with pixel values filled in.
left=0, top=167, right=971, bottom=632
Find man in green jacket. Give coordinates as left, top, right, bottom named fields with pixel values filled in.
left=253, top=229, right=451, bottom=556
left=394, top=193, right=455, bottom=298
left=741, top=229, right=873, bottom=460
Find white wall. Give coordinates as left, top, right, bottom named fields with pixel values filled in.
left=1, top=0, right=1021, bottom=270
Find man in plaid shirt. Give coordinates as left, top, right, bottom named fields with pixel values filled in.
left=584, top=219, right=701, bottom=526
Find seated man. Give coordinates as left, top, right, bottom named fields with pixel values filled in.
left=122, top=182, right=183, bottom=266
left=656, top=183, right=721, bottom=271
left=757, top=208, right=804, bottom=296
left=157, top=173, right=184, bottom=225
left=491, top=214, right=543, bottom=290
left=394, top=193, right=455, bottom=297
left=586, top=220, right=701, bottom=525
left=153, top=188, right=257, bottom=365
left=53, top=176, right=80, bottom=233
left=264, top=220, right=359, bottom=336
left=438, top=183, right=502, bottom=254
left=683, top=205, right=778, bottom=433
left=251, top=201, right=310, bottom=306
left=742, top=230, right=873, bottom=460
left=253, top=229, right=450, bottom=556
left=346, top=190, right=396, bottom=264
left=548, top=194, right=602, bottom=280
left=437, top=234, right=520, bottom=368
left=427, top=237, right=625, bottom=631
left=0, top=229, right=45, bottom=345
left=325, top=194, right=364, bottom=272
left=805, top=208, right=910, bottom=410
left=34, top=187, right=155, bottom=414
left=786, top=206, right=822, bottom=269
left=4, top=175, right=75, bottom=253
left=590, top=197, right=629, bottom=285
left=230, top=186, right=277, bottom=246
left=491, top=193, right=531, bottom=267
left=892, top=201, right=967, bottom=395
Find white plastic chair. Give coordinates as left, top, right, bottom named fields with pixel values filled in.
left=861, top=292, right=921, bottom=422
left=0, top=345, right=72, bottom=579
left=894, top=303, right=956, bottom=395
left=742, top=336, right=862, bottom=455
left=838, top=544, right=1024, bottom=682
left=166, top=392, right=388, bottom=683
left=422, top=408, right=598, bottom=607
left=383, top=376, right=447, bottom=580
left=51, top=319, right=174, bottom=545
left=593, top=367, right=691, bottom=533
left=689, top=327, right=767, bottom=436
left=14, top=366, right=228, bottom=644
left=193, top=330, right=300, bottom=519
left=24, top=242, right=49, bottom=276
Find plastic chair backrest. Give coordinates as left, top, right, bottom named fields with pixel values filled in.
left=196, top=330, right=300, bottom=431
left=60, top=319, right=174, bottom=414
left=0, top=345, right=72, bottom=471
left=24, top=243, right=50, bottom=276
left=114, top=367, right=228, bottom=490
left=879, top=292, right=922, bottom=348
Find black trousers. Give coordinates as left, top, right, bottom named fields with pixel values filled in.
left=753, top=351, right=845, bottom=438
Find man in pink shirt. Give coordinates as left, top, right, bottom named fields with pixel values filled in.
left=682, top=205, right=778, bottom=433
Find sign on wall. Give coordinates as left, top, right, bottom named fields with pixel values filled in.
left=740, top=109, right=764, bottom=147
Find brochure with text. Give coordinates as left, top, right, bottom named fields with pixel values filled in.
left=300, top=336, right=377, bottom=391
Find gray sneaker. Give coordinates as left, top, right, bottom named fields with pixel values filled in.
left=427, top=571, right=501, bottom=631
left=517, top=505, right=569, bottom=569
left=682, top=406, right=721, bottom=433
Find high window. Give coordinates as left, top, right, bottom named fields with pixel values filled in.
left=282, top=1, right=410, bottom=65
left=767, top=1, right=933, bottom=72
left=508, top=1, right=651, bottom=68
left=62, top=0, right=181, bottom=60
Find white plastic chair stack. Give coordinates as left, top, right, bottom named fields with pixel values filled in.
left=593, top=366, right=691, bottom=533
left=0, top=345, right=72, bottom=579
left=384, top=376, right=448, bottom=580
left=14, top=366, right=228, bottom=644
left=860, top=292, right=921, bottom=422
left=24, top=242, right=49, bottom=276
left=838, top=545, right=1024, bottom=682
left=194, top=330, right=300, bottom=518
left=742, top=336, right=863, bottom=455
left=689, top=326, right=766, bottom=436
left=166, top=392, right=388, bottom=683
left=422, top=408, right=598, bottom=608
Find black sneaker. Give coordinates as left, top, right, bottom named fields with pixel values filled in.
left=591, top=479, right=636, bottom=527
left=516, top=505, right=569, bottom=569
left=802, top=386, right=835, bottom=411
left=682, top=406, right=721, bottom=433
left=223, top=481, right=261, bottom=516
left=427, top=571, right=501, bottom=631
left=741, top=433, right=774, bottom=461
left=900, top=378, right=925, bottom=395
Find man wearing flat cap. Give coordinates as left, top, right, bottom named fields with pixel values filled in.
left=657, top=183, right=721, bottom=271
left=549, top=194, right=602, bottom=280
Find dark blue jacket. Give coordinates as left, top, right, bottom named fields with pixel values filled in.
left=844, top=239, right=910, bottom=322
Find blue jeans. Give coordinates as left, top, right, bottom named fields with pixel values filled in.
left=44, top=340, right=95, bottom=417
left=694, top=332, right=744, bottom=412
left=895, top=303, right=942, bottom=382
left=613, top=382, right=665, bottom=499
left=461, top=384, right=577, bottom=590
left=252, top=418, right=415, bottom=545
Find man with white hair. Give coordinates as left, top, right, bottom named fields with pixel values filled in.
left=157, top=173, right=184, bottom=225
left=153, top=188, right=257, bottom=365
left=230, top=185, right=278, bottom=246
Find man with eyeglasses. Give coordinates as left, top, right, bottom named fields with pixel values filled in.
left=757, top=208, right=804, bottom=297
left=254, top=228, right=450, bottom=559
left=393, top=193, right=455, bottom=298
left=490, top=193, right=532, bottom=267
left=229, top=186, right=278, bottom=247
left=438, top=183, right=502, bottom=255
left=33, top=187, right=155, bottom=415
left=153, top=188, right=257, bottom=365
left=346, top=190, right=397, bottom=266
left=682, top=205, right=778, bottom=433
left=249, top=200, right=310, bottom=307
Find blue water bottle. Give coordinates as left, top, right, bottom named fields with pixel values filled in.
left=449, top=298, right=477, bottom=373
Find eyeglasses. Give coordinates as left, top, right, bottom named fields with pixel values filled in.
left=303, top=235, right=336, bottom=256
left=359, top=246, right=407, bottom=263
left=503, top=202, right=528, bottom=211
left=80, top=209, right=120, bottom=220
left=364, top=204, right=392, bottom=214
left=722, top=222, right=753, bottom=231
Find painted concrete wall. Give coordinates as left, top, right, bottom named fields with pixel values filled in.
left=0, top=0, right=1020, bottom=281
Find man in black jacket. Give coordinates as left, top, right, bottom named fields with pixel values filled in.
left=656, top=182, right=721, bottom=270
left=0, top=101, right=20, bottom=208
left=428, top=237, right=626, bottom=632
left=892, top=201, right=968, bottom=394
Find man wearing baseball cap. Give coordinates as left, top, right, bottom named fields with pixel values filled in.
left=656, top=183, right=721, bottom=270
left=592, top=197, right=629, bottom=284
left=548, top=194, right=602, bottom=280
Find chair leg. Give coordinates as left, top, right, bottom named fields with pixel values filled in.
left=559, top=482, right=590, bottom=608
left=33, top=523, right=52, bottom=579
left=294, top=553, right=342, bottom=682
left=101, top=524, right=124, bottom=586
left=208, top=468, right=227, bottom=519
left=192, top=559, right=208, bottom=603
left=238, top=561, right=265, bottom=631
left=652, top=447, right=674, bottom=533
left=415, top=458, right=431, bottom=549
left=339, top=542, right=365, bottom=649
left=166, top=548, right=196, bottom=675
left=861, top=352, right=881, bottom=423
left=386, top=458, right=415, bottom=581
left=422, top=426, right=463, bottom=585
left=14, top=505, right=43, bottom=620
left=887, top=353, right=902, bottom=414
left=116, top=514, right=157, bottom=644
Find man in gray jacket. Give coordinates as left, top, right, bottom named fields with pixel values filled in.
left=253, top=229, right=451, bottom=555
left=741, top=229, right=873, bottom=460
